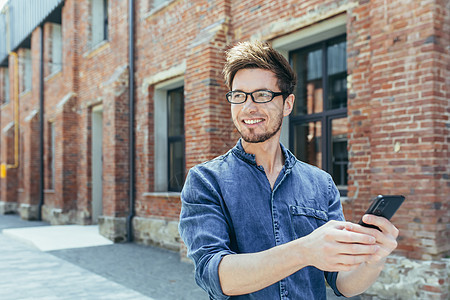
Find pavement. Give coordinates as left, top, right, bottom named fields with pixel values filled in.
left=0, top=213, right=354, bottom=300
left=0, top=214, right=207, bottom=300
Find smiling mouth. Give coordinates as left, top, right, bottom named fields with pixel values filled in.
left=243, top=119, right=264, bottom=125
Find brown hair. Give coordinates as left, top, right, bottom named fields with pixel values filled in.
left=223, top=41, right=297, bottom=96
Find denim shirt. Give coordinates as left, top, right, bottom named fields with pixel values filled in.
left=179, top=140, right=344, bottom=299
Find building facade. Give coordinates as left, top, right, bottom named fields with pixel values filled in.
left=0, top=0, right=448, bottom=298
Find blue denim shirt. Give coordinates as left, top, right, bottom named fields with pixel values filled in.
left=179, top=140, right=344, bottom=299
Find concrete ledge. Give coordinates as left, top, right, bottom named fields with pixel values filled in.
left=0, top=201, right=18, bottom=214
left=132, top=217, right=180, bottom=251
left=19, top=203, right=39, bottom=220
left=98, top=216, right=127, bottom=243
left=42, top=205, right=77, bottom=225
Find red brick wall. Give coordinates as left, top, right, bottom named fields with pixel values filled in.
left=133, top=0, right=235, bottom=222
left=347, top=0, right=449, bottom=260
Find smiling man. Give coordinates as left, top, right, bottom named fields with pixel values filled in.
left=179, top=41, right=399, bottom=299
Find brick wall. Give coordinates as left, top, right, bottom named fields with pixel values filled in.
left=346, top=0, right=449, bottom=261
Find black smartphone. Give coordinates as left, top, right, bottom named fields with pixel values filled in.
left=358, top=195, right=405, bottom=231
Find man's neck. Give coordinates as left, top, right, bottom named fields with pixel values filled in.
left=241, top=135, right=284, bottom=176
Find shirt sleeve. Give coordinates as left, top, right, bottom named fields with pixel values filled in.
left=324, top=174, right=345, bottom=297
left=178, top=167, right=235, bottom=300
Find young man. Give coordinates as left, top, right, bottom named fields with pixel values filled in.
left=179, top=41, right=398, bottom=299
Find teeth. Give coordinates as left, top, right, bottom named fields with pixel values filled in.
left=244, top=119, right=263, bottom=125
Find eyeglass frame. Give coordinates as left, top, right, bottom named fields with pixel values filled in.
left=225, top=89, right=288, bottom=104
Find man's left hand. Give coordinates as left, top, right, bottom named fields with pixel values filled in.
left=345, top=215, right=399, bottom=267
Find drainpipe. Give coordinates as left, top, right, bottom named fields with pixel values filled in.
left=38, top=25, right=44, bottom=221
left=126, top=0, right=135, bottom=242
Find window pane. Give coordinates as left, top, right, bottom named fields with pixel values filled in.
left=293, top=121, right=322, bottom=169
left=103, top=0, right=108, bottom=41
left=51, top=24, right=62, bottom=74
left=92, top=0, right=106, bottom=45
left=291, top=47, right=323, bottom=115
left=168, top=88, right=184, bottom=136
left=2, top=68, right=9, bottom=104
left=167, top=86, right=185, bottom=192
left=168, top=139, right=184, bottom=192
left=23, top=49, right=32, bottom=92
left=327, top=40, right=347, bottom=110
left=331, top=118, right=348, bottom=189
left=151, top=0, right=168, bottom=9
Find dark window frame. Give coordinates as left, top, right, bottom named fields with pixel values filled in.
left=289, top=35, right=348, bottom=196
left=167, top=87, right=185, bottom=192
left=103, top=0, right=108, bottom=41
left=1, top=67, right=9, bottom=105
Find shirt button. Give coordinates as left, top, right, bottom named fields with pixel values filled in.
left=284, top=290, right=289, bottom=296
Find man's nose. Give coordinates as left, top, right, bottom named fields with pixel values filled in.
left=241, top=95, right=258, bottom=112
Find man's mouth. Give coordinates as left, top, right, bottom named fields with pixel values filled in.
left=243, top=118, right=264, bottom=125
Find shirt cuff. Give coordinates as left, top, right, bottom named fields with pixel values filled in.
left=202, top=251, right=233, bottom=300
left=325, top=271, right=343, bottom=297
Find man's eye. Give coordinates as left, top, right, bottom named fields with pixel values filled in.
left=255, top=92, right=271, bottom=98
left=234, top=93, right=245, bottom=98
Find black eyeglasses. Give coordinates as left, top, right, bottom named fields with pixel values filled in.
left=226, top=90, right=287, bottom=104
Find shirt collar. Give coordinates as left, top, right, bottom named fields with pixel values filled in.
left=231, top=139, right=296, bottom=170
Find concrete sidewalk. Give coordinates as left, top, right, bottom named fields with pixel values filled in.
left=3, top=224, right=113, bottom=251
left=0, top=214, right=207, bottom=300
left=0, top=214, right=350, bottom=299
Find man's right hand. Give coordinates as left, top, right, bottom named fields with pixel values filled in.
left=297, top=220, right=379, bottom=272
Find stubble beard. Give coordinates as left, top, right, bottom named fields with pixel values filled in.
left=237, top=112, right=283, bottom=144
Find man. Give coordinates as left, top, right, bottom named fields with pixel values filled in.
left=179, top=41, right=398, bottom=299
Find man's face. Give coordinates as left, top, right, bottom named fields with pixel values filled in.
left=231, top=68, right=294, bottom=144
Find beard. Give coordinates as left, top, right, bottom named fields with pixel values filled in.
left=237, top=112, right=283, bottom=144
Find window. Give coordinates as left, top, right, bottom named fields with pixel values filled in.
left=22, top=49, right=32, bottom=93
left=91, top=0, right=108, bottom=46
left=167, top=87, right=185, bottom=192
left=153, top=77, right=185, bottom=192
left=289, top=35, right=348, bottom=195
left=47, top=122, right=55, bottom=190
left=50, top=23, right=62, bottom=74
left=0, top=67, right=9, bottom=104
left=147, top=0, right=170, bottom=12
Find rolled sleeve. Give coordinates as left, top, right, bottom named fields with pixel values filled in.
left=325, top=271, right=343, bottom=297
left=179, top=167, right=235, bottom=299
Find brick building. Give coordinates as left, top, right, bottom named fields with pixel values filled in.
left=0, top=0, right=448, bottom=298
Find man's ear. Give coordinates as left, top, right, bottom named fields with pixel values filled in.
left=283, top=94, right=295, bottom=117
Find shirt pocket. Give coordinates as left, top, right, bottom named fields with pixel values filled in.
left=289, top=205, right=329, bottom=239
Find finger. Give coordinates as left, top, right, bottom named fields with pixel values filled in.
left=335, top=224, right=377, bottom=245
left=346, top=222, right=393, bottom=246
left=328, top=220, right=351, bottom=230
left=362, top=215, right=399, bottom=238
left=367, top=250, right=389, bottom=265
left=338, top=243, right=379, bottom=256
left=331, top=261, right=364, bottom=272
left=340, top=253, right=375, bottom=267
left=345, top=222, right=383, bottom=239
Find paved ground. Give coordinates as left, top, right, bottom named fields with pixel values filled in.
left=0, top=214, right=207, bottom=300
left=0, top=213, right=356, bottom=299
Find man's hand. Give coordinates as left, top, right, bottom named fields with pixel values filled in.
left=335, top=216, right=399, bottom=297
left=346, top=215, right=399, bottom=267
left=298, top=220, right=380, bottom=272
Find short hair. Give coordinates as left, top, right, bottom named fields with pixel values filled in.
left=223, top=41, right=297, bottom=95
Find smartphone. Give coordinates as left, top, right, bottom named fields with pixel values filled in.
left=358, top=195, right=405, bottom=231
